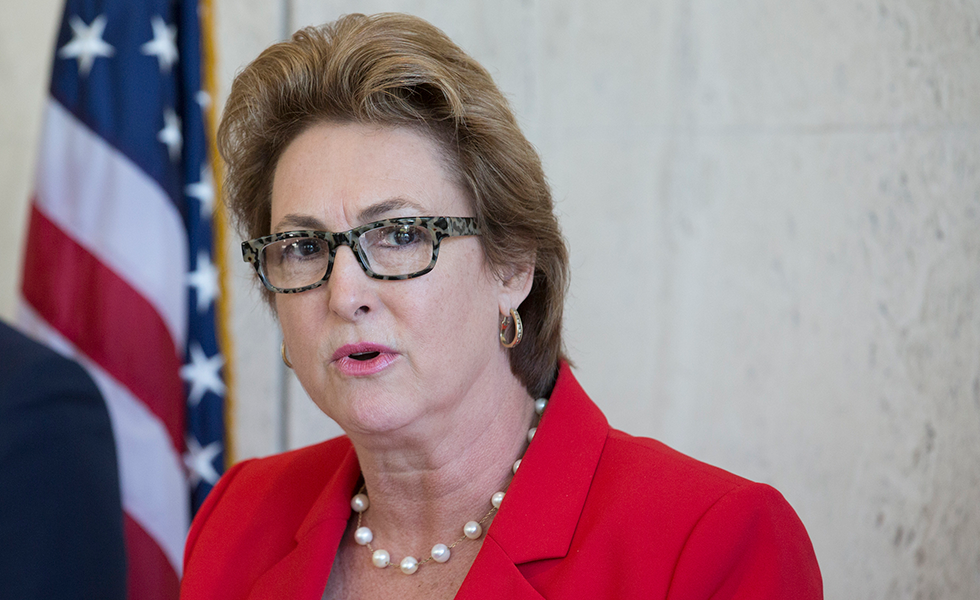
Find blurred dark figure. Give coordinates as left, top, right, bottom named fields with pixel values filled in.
left=0, top=320, right=126, bottom=599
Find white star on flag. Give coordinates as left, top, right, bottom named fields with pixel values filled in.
left=141, top=15, right=178, bottom=73
left=180, top=342, right=225, bottom=406
left=58, top=14, right=115, bottom=77
left=195, top=90, right=212, bottom=109
left=184, top=436, right=222, bottom=487
left=186, top=165, right=215, bottom=213
left=158, top=108, right=182, bottom=162
left=188, top=251, right=219, bottom=312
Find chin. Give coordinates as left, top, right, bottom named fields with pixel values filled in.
left=316, top=389, right=424, bottom=440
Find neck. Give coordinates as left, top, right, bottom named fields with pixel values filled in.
left=346, top=370, right=535, bottom=552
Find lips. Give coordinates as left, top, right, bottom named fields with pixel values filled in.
left=331, top=343, right=398, bottom=376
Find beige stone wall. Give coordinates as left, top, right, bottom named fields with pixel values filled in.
left=0, top=0, right=62, bottom=311
left=2, top=2, right=978, bottom=598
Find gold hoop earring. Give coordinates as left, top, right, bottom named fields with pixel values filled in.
left=281, top=341, right=293, bottom=369
left=500, top=308, right=523, bottom=348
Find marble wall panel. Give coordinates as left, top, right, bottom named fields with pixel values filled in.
left=691, top=0, right=980, bottom=128
left=213, top=0, right=291, bottom=460
left=0, top=0, right=64, bottom=319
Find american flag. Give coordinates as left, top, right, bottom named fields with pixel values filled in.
left=18, top=0, right=228, bottom=597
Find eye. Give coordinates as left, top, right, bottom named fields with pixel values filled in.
left=283, top=238, right=325, bottom=260
left=383, top=225, right=422, bottom=247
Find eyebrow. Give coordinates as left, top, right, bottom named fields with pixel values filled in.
left=274, top=214, right=325, bottom=232
left=274, top=197, right=426, bottom=233
left=357, top=197, right=424, bottom=223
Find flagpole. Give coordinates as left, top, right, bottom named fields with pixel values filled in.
left=199, top=0, right=236, bottom=466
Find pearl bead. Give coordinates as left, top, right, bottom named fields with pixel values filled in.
left=527, top=427, right=537, bottom=443
left=512, top=459, right=521, bottom=474
left=351, top=493, right=369, bottom=513
left=491, top=491, right=505, bottom=508
left=400, top=556, right=419, bottom=575
left=354, top=526, right=373, bottom=545
left=534, top=398, right=548, bottom=415
left=371, top=549, right=390, bottom=568
left=463, top=520, right=482, bottom=539
left=431, top=543, right=450, bottom=563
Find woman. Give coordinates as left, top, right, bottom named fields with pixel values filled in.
left=181, top=13, right=822, bottom=600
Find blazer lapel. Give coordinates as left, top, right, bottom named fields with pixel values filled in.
left=456, top=536, right=546, bottom=600
left=460, top=364, right=609, bottom=595
left=247, top=443, right=361, bottom=600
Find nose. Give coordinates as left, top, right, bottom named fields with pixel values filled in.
left=325, top=245, right=374, bottom=319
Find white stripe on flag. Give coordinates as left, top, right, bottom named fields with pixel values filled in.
left=18, top=303, right=189, bottom=575
left=34, top=100, right=189, bottom=349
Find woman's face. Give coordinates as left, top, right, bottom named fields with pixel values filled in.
left=270, top=122, right=523, bottom=441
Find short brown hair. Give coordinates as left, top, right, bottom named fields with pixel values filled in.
left=218, top=13, right=568, bottom=397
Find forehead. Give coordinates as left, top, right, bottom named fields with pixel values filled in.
left=270, top=121, right=468, bottom=231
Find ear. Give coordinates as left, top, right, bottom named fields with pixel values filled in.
left=497, top=261, right=535, bottom=316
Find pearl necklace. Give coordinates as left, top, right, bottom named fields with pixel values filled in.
left=349, top=396, right=548, bottom=575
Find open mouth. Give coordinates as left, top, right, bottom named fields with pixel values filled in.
left=333, top=344, right=396, bottom=375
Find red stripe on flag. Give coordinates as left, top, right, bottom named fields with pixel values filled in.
left=125, top=513, right=180, bottom=600
left=22, top=204, right=186, bottom=454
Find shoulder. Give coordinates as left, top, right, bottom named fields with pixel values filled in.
left=192, top=435, right=353, bottom=528
left=0, top=322, right=101, bottom=410
left=182, top=436, right=357, bottom=599
left=592, top=428, right=806, bottom=535
left=0, top=321, right=110, bottom=450
left=585, top=430, right=822, bottom=598
left=183, top=435, right=353, bottom=564
left=580, top=429, right=762, bottom=545
left=597, top=429, right=750, bottom=504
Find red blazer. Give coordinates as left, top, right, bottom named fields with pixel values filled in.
left=181, top=364, right=822, bottom=599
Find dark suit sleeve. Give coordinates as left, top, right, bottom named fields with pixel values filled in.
left=666, top=482, right=823, bottom=600
left=0, top=338, right=127, bottom=600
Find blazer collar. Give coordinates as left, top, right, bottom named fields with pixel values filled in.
left=483, top=362, right=609, bottom=565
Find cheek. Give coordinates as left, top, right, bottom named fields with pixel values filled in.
left=276, top=293, right=322, bottom=348
left=413, top=264, right=499, bottom=344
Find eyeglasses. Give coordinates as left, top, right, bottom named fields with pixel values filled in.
left=242, top=216, right=481, bottom=293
